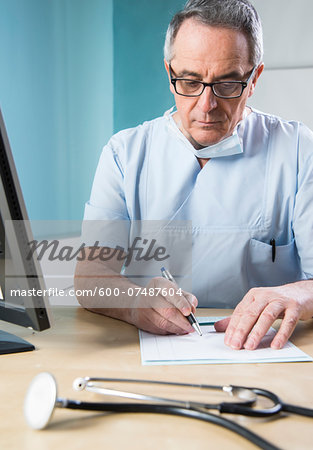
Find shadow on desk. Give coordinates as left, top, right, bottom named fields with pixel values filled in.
left=287, top=319, right=313, bottom=349
left=50, top=412, right=111, bottom=431
left=73, top=306, right=140, bottom=350
left=32, top=306, right=140, bottom=353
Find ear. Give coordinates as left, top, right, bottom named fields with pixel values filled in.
left=164, top=59, right=175, bottom=95
left=248, top=63, right=264, bottom=98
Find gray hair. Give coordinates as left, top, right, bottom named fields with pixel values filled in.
left=164, top=0, right=263, bottom=66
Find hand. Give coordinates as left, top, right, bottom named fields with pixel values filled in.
left=129, top=277, right=198, bottom=335
left=214, top=281, right=313, bottom=350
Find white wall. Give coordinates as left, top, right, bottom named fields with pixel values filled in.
left=249, top=0, right=313, bottom=130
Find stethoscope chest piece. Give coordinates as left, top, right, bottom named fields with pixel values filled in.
left=24, top=372, right=57, bottom=430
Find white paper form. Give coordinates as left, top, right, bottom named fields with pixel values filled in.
left=139, top=317, right=313, bottom=365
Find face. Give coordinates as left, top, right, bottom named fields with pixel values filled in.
left=165, top=19, right=263, bottom=148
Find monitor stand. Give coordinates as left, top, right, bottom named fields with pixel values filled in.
left=0, top=330, right=35, bottom=354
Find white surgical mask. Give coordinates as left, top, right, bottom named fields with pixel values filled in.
left=185, top=129, right=243, bottom=159
left=165, top=106, right=246, bottom=159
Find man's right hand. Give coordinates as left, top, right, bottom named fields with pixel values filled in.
left=128, top=277, right=198, bottom=335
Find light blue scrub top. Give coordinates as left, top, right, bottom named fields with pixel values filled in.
left=84, top=108, right=313, bottom=307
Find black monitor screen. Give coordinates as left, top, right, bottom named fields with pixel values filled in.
left=0, top=107, right=50, bottom=354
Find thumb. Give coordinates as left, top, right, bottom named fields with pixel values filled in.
left=214, top=316, right=231, bottom=332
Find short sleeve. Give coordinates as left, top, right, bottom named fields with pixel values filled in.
left=293, top=123, right=313, bottom=278
left=82, top=143, right=130, bottom=249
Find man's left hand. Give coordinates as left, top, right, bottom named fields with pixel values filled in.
left=214, top=280, right=313, bottom=350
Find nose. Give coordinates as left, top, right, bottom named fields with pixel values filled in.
left=197, top=85, right=218, bottom=113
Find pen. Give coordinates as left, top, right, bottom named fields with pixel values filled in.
left=161, top=267, right=202, bottom=336
left=270, top=238, right=276, bottom=263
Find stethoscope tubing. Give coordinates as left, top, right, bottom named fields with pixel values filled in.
left=228, top=387, right=313, bottom=418
left=219, top=387, right=282, bottom=417
left=62, top=399, right=281, bottom=450
left=281, top=403, right=313, bottom=418
left=75, top=377, right=313, bottom=418
left=80, top=377, right=233, bottom=391
left=74, top=377, right=257, bottom=409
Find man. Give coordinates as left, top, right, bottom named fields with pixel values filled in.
left=75, top=0, right=313, bottom=350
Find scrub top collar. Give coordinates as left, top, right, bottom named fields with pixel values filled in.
left=164, top=106, right=249, bottom=159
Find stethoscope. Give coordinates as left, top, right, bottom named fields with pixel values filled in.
left=24, top=373, right=313, bottom=450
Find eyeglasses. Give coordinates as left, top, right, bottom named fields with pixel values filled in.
left=169, top=65, right=256, bottom=99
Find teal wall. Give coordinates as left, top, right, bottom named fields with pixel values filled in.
left=0, top=0, right=113, bottom=224
left=113, top=0, right=184, bottom=132
left=0, top=0, right=184, bottom=229
left=0, top=0, right=58, bottom=219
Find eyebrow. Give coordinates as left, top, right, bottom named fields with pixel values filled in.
left=173, top=68, right=244, bottom=81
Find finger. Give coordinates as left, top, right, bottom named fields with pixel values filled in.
left=182, top=291, right=198, bottom=314
left=157, top=281, right=196, bottom=317
left=243, top=302, right=285, bottom=350
left=137, top=308, right=190, bottom=335
left=154, top=304, right=195, bottom=333
left=223, top=293, right=252, bottom=345
left=270, top=308, right=300, bottom=349
left=144, top=278, right=195, bottom=333
left=150, top=278, right=194, bottom=314
left=214, top=316, right=231, bottom=332
left=156, top=309, right=194, bottom=334
left=225, top=290, right=268, bottom=349
left=147, top=293, right=194, bottom=333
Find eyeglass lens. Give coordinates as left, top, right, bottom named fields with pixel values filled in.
left=174, top=80, right=244, bottom=98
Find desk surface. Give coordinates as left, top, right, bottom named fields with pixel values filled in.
left=1, top=307, right=313, bottom=450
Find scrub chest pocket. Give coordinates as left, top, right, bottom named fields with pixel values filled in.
left=247, top=238, right=303, bottom=288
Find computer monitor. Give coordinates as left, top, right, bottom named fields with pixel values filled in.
left=0, top=107, right=50, bottom=354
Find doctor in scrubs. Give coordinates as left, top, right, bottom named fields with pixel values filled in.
left=75, top=0, right=313, bottom=350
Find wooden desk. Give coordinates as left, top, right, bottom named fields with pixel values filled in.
left=0, top=307, right=312, bottom=450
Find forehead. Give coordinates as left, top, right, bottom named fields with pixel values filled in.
left=172, top=19, right=250, bottom=72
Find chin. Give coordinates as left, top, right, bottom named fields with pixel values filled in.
left=192, top=130, right=224, bottom=148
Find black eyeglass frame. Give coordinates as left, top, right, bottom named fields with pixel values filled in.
left=169, top=65, right=256, bottom=99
